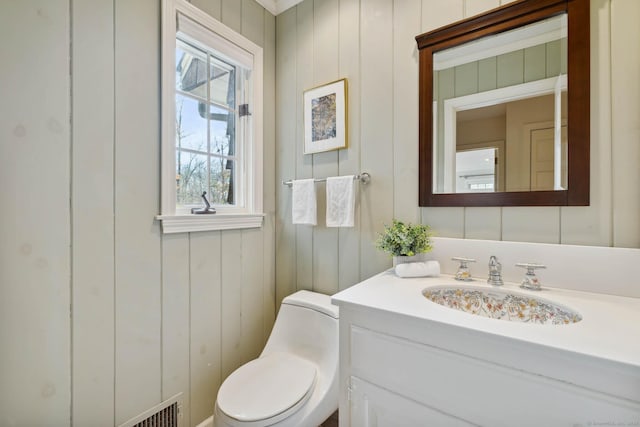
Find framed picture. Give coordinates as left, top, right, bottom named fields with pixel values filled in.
left=303, top=78, right=347, bottom=154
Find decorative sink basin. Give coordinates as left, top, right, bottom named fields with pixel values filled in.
left=423, top=286, right=582, bottom=325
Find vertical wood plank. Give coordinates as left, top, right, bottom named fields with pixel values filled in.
left=561, top=0, right=612, bottom=247
left=338, top=0, right=362, bottom=290
left=296, top=0, right=315, bottom=291
left=611, top=0, right=640, bottom=248
left=71, top=0, right=115, bottom=424
left=263, top=9, right=277, bottom=341
left=161, top=234, right=190, bottom=427
left=241, top=229, right=265, bottom=363
left=502, top=207, right=560, bottom=244
left=422, top=207, right=465, bottom=238
left=496, top=50, right=524, bottom=88
left=190, top=0, right=222, bottom=20
left=262, top=214, right=276, bottom=342
left=312, top=0, right=340, bottom=295
left=421, top=0, right=463, bottom=32
left=0, top=2, right=71, bottom=424
left=454, top=62, right=478, bottom=96
left=478, top=57, right=497, bottom=91
left=464, top=207, right=501, bottom=241
left=545, top=39, right=563, bottom=77
left=360, top=0, right=395, bottom=279
left=275, top=8, right=298, bottom=307
left=220, top=230, right=243, bottom=380
left=114, top=0, right=162, bottom=423
left=241, top=0, right=264, bottom=45
left=560, top=37, right=567, bottom=75
left=240, top=0, right=270, bottom=354
left=190, top=232, right=222, bottom=426
left=464, top=0, right=500, bottom=18
left=393, top=0, right=422, bottom=225
left=524, top=45, right=546, bottom=82
left=438, top=68, right=455, bottom=98
left=221, top=0, right=242, bottom=32
left=436, top=67, right=454, bottom=192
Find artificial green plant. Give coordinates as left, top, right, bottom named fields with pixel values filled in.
left=375, top=219, right=433, bottom=257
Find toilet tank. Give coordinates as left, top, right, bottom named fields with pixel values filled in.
left=261, top=291, right=339, bottom=365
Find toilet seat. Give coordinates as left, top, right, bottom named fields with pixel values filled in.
left=217, top=352, right=317, bottom=425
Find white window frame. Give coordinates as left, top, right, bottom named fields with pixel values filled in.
left=158, top=0, right=263, bottom=233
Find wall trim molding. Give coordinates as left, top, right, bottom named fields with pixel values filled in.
left=255, top=0, right=303, bottom=16
left=156, top=213, right=265, bottom=233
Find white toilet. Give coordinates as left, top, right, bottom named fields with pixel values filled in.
left=213, top=290, right=339, bottom=427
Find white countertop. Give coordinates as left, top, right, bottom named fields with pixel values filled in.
left=332, top=270, right=640, bottom=369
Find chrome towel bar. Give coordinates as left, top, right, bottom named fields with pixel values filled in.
left=282, top=172, right=371, bottom=187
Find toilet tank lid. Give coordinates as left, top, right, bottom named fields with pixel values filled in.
left=282, top=290, right=339, bottom=319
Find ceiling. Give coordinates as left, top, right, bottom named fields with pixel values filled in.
left=255, top=0, right=303, bottom=16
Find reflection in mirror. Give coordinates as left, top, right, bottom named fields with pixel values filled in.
left=432, top=15, right=568, bottom=194
left=456, top=147, right=497, bottom=193
left=416, top=0, right=589, bottom=207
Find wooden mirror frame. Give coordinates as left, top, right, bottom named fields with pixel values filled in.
left=416, top=0, right=589, bottom=207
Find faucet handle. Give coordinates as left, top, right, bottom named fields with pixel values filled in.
left=452, top=257, right=475, bottom=281
left=516, top=263, right=546, bottom=290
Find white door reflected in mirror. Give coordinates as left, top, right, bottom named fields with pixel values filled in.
left=455, top=148, right=497, bottom=193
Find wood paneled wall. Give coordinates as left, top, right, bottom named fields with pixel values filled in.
left=275, top=0, right=640, bottom=303
left=1, top=0, right=638, bottom=425
left=1, top=2, right=71, bottom=425
left=0, top=1, right=275, bottom=426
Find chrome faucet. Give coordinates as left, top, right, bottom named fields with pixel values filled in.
left=487, top=256, right=504, bottom=286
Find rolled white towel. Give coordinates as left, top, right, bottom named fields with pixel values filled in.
left=395, top=260, right=441, bottom=278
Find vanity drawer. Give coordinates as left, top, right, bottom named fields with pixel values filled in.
left=349, top=325, right=640, bottom=427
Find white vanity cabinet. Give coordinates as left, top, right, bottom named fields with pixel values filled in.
left=333, top=272, right=640, bottom=427
left=349, top=376, right=474, bottom=427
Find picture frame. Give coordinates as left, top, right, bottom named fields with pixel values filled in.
left=303, top=78, right=347, bottom=154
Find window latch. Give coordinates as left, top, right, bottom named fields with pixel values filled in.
left=239, top=104, right=251, bottom=117
left=191, top=192, right=216, bottom=214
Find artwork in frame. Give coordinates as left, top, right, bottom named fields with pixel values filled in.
left=303, top=78, right=347, bottom=154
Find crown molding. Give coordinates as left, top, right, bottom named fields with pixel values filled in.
left=254, top=0, right=277, bottom=15
left=255, top=0, right=303, bottom=15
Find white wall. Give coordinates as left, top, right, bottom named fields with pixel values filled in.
left=0, top=0, right=275, bottom=426
left=275, top=0, right=640, bottom=301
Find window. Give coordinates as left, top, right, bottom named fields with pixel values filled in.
left=159, top=0, right=263, bottom=233
left=175, top=40, right=239, bottom=206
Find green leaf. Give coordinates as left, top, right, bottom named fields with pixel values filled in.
left=375, top=219, right=433, bottom=257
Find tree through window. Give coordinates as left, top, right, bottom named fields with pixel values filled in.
left=175, top=39, right=240, bottom=207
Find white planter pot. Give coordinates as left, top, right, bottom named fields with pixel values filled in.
left=392, top=253, right=426, bottom=267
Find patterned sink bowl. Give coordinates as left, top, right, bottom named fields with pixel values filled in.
left=423, top=286, right=582, bottom=325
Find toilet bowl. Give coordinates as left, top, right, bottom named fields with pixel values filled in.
left=213, top=290, right=339, bottom=427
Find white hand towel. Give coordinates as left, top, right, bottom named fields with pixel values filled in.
left=326, top=175, right=355, bottom=227
left=292, top=179, right=317, bottom=225
left=395, top=260, right=441, bottom=278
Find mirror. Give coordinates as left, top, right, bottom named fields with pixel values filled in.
left=416, top=0, right=589, bottom=206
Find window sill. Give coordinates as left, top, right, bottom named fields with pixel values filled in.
left=156, top=213, right=264, bottom=234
